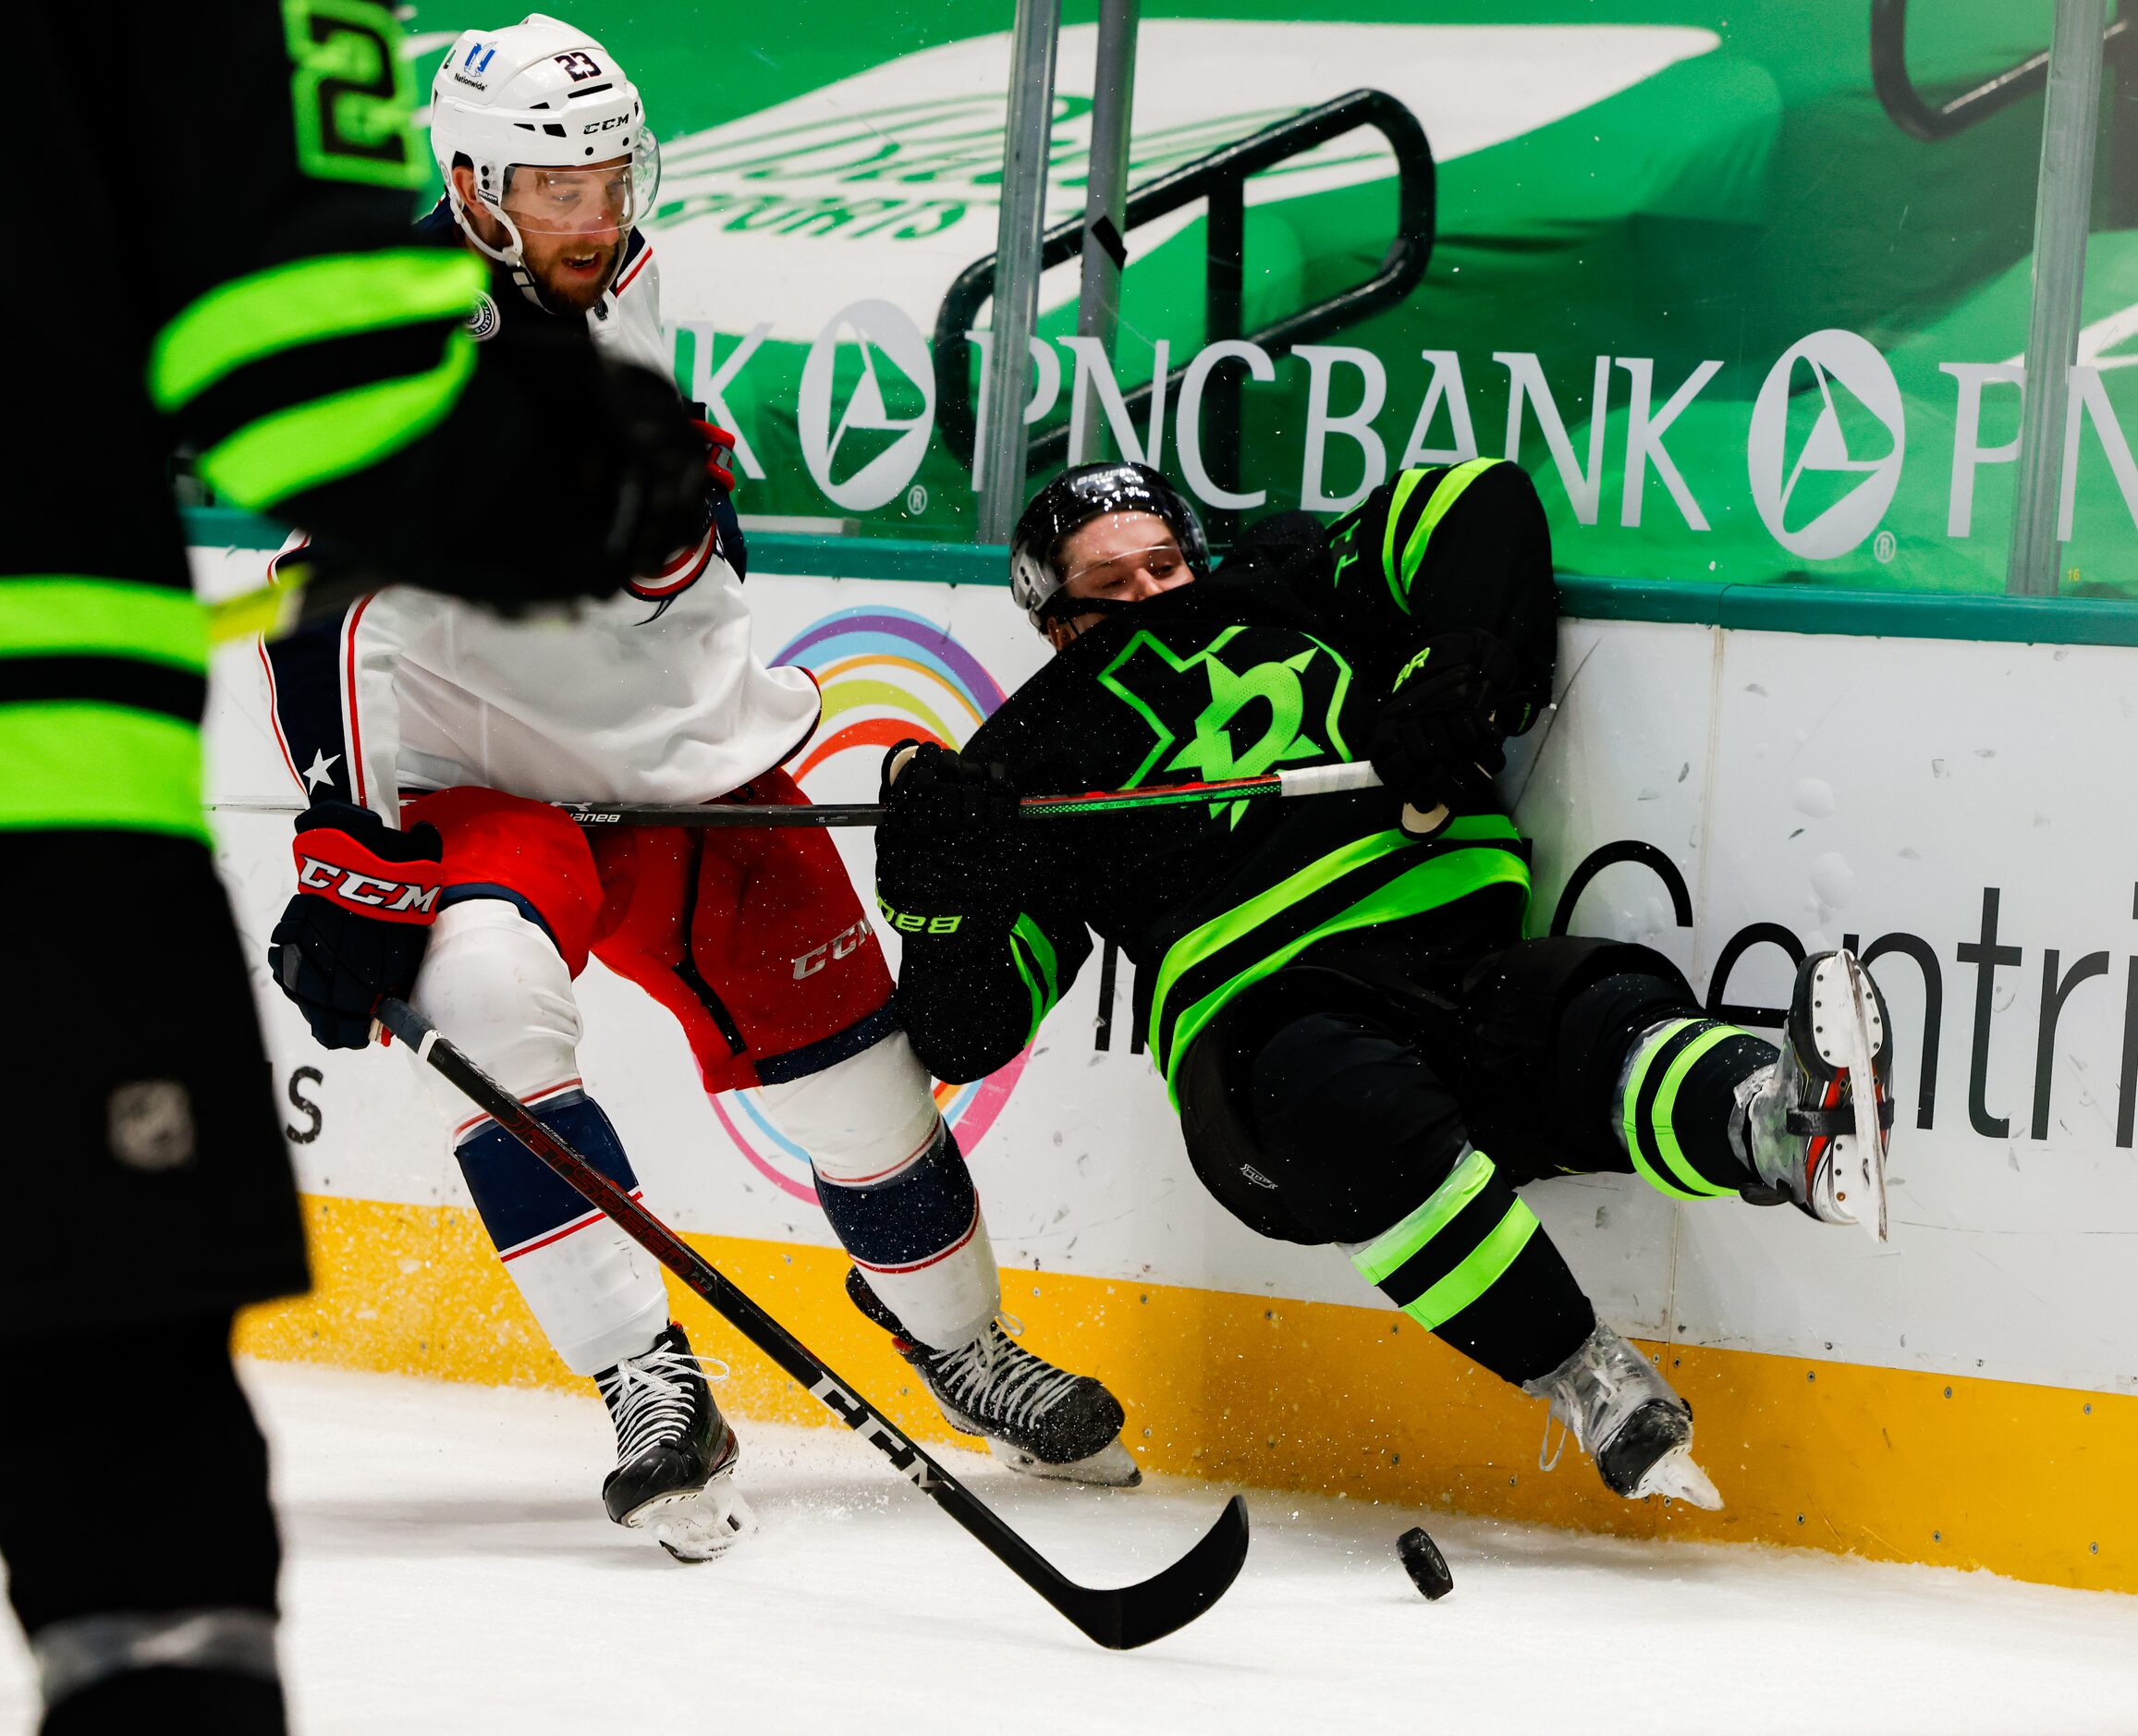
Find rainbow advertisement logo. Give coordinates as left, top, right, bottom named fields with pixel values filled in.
left=709, top=606, right=1032, bottom=1203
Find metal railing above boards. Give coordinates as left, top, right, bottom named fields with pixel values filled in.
left=932, top=88, right=1435, bottom=543
left=1871, top=0, right=2137, bottom=219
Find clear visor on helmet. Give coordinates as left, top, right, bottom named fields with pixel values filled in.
left=1057, top=513, right=1190, bottom=592
left=634, top=128, right=661, bottom=215
left=498, top=155, right=644, bottom=235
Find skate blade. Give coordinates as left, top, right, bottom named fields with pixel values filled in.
left=1634, top=1446, right=1724, bottom=1510
left=1805, top=953, right=1889, bottom=1242
left=986, top=1435, right=1143, bottom=1488
left=629, top=1480, right=759, bottom=1563
left=1837, top=952, right=1890, bottom=1243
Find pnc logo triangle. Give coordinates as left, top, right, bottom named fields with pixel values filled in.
left=799, top=300, right=936, bottom=512
left=1749, top=330, right=1906, bottom=560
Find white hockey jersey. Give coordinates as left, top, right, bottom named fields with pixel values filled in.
left=261, top=224, right=819, bottom=824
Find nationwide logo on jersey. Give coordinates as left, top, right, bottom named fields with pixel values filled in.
left=1097, top=624, right=1354, bottom=825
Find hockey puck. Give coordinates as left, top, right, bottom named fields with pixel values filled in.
left=1397, top=1525, right=1454, bottom=1599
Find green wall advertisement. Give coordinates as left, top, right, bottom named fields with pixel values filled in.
left=410, top=2, right=2138, bottom=596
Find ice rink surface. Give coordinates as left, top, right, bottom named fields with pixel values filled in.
left=4, top=1362, right=2133, bottom=1735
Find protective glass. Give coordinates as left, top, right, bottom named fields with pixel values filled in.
left=500, top=159, right=641, bottom=235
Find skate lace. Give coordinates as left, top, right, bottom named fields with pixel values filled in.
left=596, top=1347, right=729, bottom=1466
left=931, top=1316, right=1084, bottom=1432
left=1538, top=1412, right=1571, bottom=1473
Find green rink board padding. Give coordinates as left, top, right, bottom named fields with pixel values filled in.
left=385, top=4, right=2129, bottom=594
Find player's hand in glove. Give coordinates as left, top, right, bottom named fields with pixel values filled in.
left=267, top=801, right=446, bottom=1051
left=1367, top=630, right=1533, bottom=813
left=597, top=361, right=727, bottom=582
left=874, top=741, right=1025, bottom=940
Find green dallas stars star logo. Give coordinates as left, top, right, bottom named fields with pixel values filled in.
left=1097, top=625, right=1354, bottom=826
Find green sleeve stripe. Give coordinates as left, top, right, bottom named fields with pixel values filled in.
left=0, top=580, right=207, bottom=672
left=1008, top=913, right=1062, bottom=1043
left=1349, top=1145, right=1497, bottom=1285
left=1008, top=943, right=1045, bottom=1043
left=0, top=704, right=207, bottom=838
left=1379, top=467, right=1431, bottom=615
left=197, top=332, right=477, bottom=510
left=1399, top=1198, right=1540, bottom=1330
left=151, top=249, right=484, bottom=410
left=1395, top=457, right=1501, bottom=598
left=1012, top=913, right=1059, bottom=1001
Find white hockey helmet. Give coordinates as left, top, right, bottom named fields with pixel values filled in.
left=429, top=15, right=659, bottom=299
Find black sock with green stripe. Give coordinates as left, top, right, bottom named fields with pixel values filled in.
left=1616, top=1017, right=1775, bottom=1199
left=1347, top=1144, right=1595, bottom=1386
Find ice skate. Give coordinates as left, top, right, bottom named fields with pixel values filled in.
left=1523, top=1322, right=1722, bottom=1510
left=1741, top=948, right=1895, bottom=1241
left=596, top=1323, right=755, bottom=1561
left=846, top=1267, right=1141, bottom=1486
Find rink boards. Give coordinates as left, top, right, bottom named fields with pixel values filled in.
left=191, top=540, right=2138, bottom=1594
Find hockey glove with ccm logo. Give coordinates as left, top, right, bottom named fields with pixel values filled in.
left=267, top=801, right=446, bottom=1051
left=874, top=741, right=1026, bottom=943
left=1366, top=630, right=1538, bottom=814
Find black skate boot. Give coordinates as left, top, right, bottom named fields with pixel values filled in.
left=1522, top=1322, right=1722, bottom=1509
left=595, top=1323, right=754, bottom=1561
left=1740, top=948, right=1895, bottom=1240
left=845, top=1267, right=1140, bottom=1486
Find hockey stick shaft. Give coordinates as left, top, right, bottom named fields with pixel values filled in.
left=372, top=997, right=1247, bottom=1648
left=554, top=762, right=1450, bottom=834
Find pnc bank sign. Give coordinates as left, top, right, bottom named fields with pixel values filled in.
left=718, top=301, right=2138, bottom=560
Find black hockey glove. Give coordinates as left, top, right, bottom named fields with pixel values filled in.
left=1366, top=631, right=1534, bottom=813
left=267, top=801, right=446, bottom=1052
left=600, top=361, right=727, bottom=582
left=874, top=741, right=1026, bottom=941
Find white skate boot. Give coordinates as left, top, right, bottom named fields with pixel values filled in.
left=1741, top=948, right=1895, bottom=1241
left=1523, top=1322, right=1723, bottom=1510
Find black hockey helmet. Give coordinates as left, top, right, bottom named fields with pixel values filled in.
left=1008, top=461, right=1210, bottom=630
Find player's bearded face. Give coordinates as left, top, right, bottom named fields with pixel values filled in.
left=499, top=159, right=635, bottom=311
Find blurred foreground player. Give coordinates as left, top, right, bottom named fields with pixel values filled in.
left=1, top=4, right=716, bottom=1732
left=876, top=460, right=1896, bottom=1509
left=260, top=14, right=1135, bottom=1567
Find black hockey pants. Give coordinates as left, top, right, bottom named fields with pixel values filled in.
left=0, top=1313, right=286, bottom=1734
left=1175, top=937, right=1775, bottom=1386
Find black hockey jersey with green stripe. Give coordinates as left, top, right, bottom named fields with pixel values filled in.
left=890, top=458, right=1558, bottom=1094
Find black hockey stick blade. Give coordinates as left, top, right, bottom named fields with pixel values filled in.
left=1058, top=1493, right=1251, bottom=1650
left=373, top=997, right=1249, bottom=1649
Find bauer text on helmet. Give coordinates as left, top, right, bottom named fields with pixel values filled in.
left=430, top=15, right=659, bottom=313
left=1009, top=463, right=1210, bottom=647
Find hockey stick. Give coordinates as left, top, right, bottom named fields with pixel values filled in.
left=553, top=761, right=1452, bottom=836
left=212, top=764, right=1454, bottom=836
left=373, top=996, right=1250, bottom=1649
